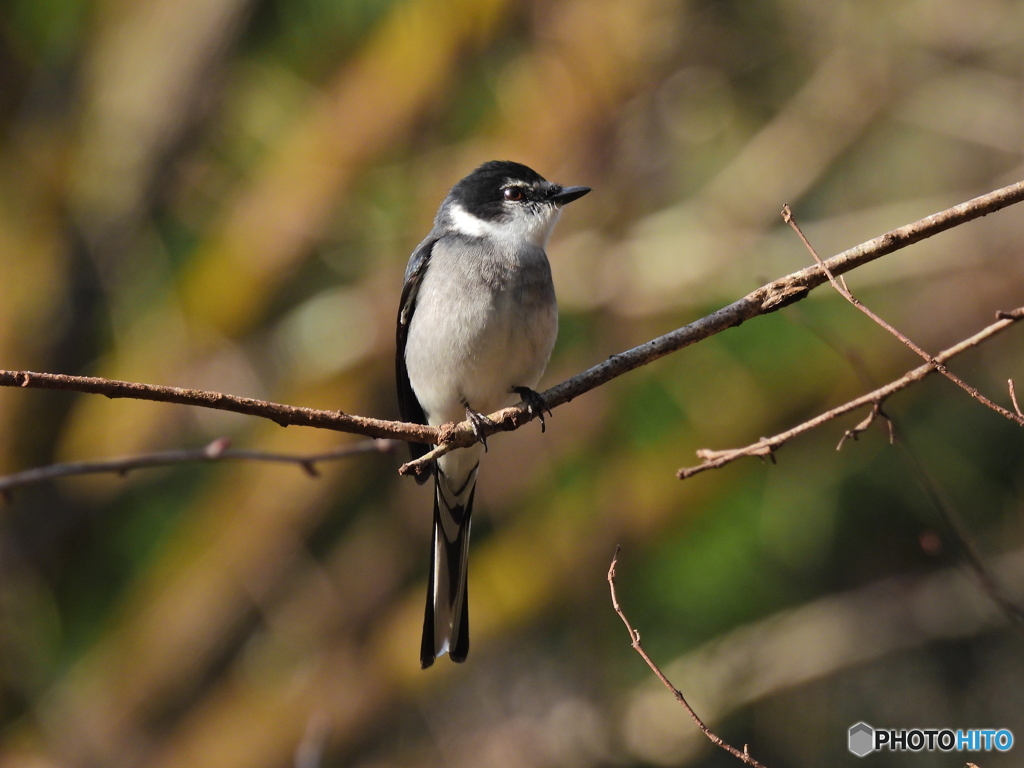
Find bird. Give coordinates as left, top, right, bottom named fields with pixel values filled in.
left=396, top=160, right=590, bottom=668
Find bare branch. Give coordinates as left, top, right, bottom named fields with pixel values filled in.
left=608, top=547, right=770, bottom=768
left=622, top=549, right=1024, bottom=763
left=402, top=181, right=1024, bottom=472
left=789, top=302, right=1024, bottom=627
left=782, top=205, right=1024, bottom=428
left=1, top=181, right=1023, bottom=478
left=1010, top=379, right=1022, bottom=418
left=0, top=370, right=438, bottom=444
left=0, top=438, right=398, bottom=499
left=679, top=308, right=1024, bottom=479
left=894, top=434, right=1024, bottom=627
left=836, top=402, right=894, bottom=450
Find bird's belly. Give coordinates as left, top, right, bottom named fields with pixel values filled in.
left=460, top=304, right=557, bottom=412
left=405, top=289, right=557, bottom=427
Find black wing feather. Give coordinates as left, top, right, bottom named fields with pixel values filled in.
left=396, top=236, right=437, bottom=473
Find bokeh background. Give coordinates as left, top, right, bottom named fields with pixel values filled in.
left=2, top=0, right=1024, bottom=766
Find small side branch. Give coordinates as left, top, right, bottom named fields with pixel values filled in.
left=0, top=438, right=398, bottom=499
left=608, top=547, right=769, bottom=768
left=678, top=308, right=1024, bottom=479
left=895, top=435, right=1024, bottom=627
left=836, top=402, right=894, bottom=449
left=782, top=205, right=1024, bottom=428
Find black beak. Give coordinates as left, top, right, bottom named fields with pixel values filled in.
left=549, top=185, right=591, bottom=206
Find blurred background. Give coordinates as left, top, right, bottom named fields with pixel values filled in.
left=1, top=0, right=1024, bottom=766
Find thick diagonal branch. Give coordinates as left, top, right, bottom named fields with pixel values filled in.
left=1, top=180, right=1023, bottom=478
left=400, top=179, right=1024, bottom=475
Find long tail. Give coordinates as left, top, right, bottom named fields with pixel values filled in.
left=421, top=462, right=477, bottom=668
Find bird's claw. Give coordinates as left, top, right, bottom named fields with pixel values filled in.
left=512, top=386, right=552, bottom=433
left=464, top=404, right=496, bottom=451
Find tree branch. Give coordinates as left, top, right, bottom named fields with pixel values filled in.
left=782, top=204, right=1024, bottom=427
left=0, top=438, right=398, bottom=499
left=1, top=181, right=1023, bottom=478
left=388, top=179, right=1024, bottom=476
left=608, top=547, right=769, bottom=768
left=678, top=307, right=1024, bottom=479
left=0, top=370, right=438, bottom=443
left=894, top=433, right=1024, bottom=627
left=621, top=549, right=1024, bottom=764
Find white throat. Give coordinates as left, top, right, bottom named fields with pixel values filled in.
left=449, top=203, right=561, bottom=249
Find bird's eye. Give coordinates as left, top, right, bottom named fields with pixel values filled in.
left=503, top=187, right=524, bottom=201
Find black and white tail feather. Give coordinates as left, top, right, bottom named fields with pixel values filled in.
left=420, top=463, right=477, bottom=668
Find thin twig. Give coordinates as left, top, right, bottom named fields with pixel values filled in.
left=795, top=309, right=1024, bottom=628
left=608, top=547, right=769, bottom=768
left=702, top=301, right=1024, bottom=631
left=2, top=182, right=1023, bottom=478
left=0, top=438, right=398, bottom=499
left=1010, top=379, right=1022, bottom=418
left=782, top=205, right=1024, bottom=428
left=621, top=549, right=1024, bottom=762
left=786, top=310, right=896, bottom=447
left=678, top=308, right=1024, bottom=479
left=836, top=401, right=895, bottom=449
left=894, top=432, right=1024, bottom=627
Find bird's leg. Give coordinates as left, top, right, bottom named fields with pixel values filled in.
left=511, top=386, right=552, bottom=433
left=462, top=399, right=496, bottom=451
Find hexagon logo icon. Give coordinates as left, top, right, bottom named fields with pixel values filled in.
left=848, top=722, right=874, bottom=757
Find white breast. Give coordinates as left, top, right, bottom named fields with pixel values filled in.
left=404, top=236, right=558, bottom=429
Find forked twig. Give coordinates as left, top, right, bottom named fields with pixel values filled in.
left=678, top=308, right=1024, bottom=479
left=836, top=402, right=894, bottom=449
left=896, top=434, right=1024, bottom=627
left=782, top=205, right=1024, bottom=428
left=608, top=547, right=769, bottom=768
left=780, top=209, right=1024, bottom=628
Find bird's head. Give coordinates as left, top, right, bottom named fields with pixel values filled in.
left=441, top=160, right=590, bottom=248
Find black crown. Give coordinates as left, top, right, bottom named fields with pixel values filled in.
left=448, top=161, right=548, bottom=221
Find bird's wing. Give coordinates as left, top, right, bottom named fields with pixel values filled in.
left=396, top=235, right=437, bottom=465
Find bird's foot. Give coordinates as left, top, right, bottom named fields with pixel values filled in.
left=463, top=402, right=496, bottom=451
left=511, top=386, right=552, bottom=433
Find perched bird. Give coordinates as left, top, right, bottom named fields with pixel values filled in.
left=396, top=160, right=590, bottom=668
